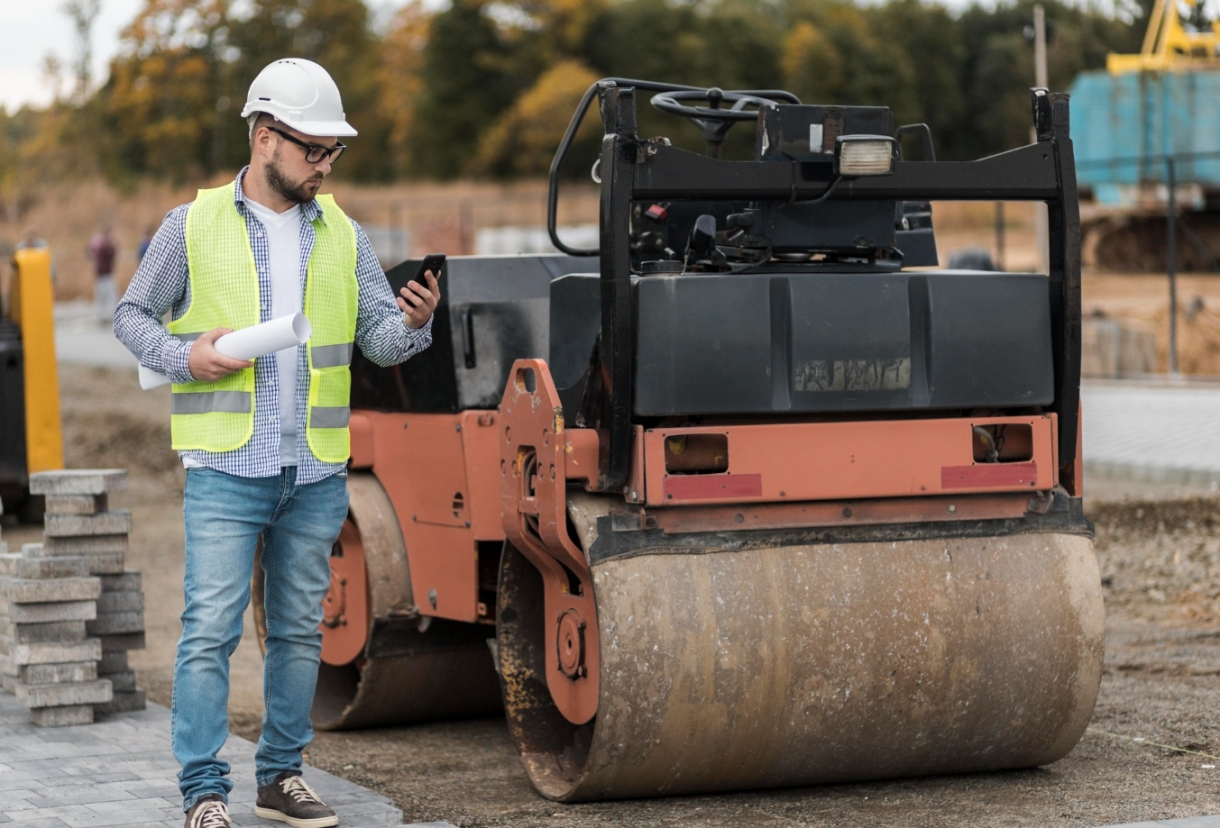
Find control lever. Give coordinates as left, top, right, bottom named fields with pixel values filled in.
left=685, top=214, right=727, bottom=270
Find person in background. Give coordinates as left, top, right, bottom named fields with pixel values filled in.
left=15, top=226, right=49, bottom=252
left=87, top=225, right=118, bottom=325
left=14, top=225, right=57, bottom=284
left=137, top=225, right=154, bottom=263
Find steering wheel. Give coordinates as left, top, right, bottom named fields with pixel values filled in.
left=650, top=88, right=794, bottom=157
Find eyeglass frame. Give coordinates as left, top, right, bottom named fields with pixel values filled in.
left=266, top=126, right=346, bottom=165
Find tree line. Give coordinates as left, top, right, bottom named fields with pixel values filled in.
left=0, top=0, right=1147, bottom=197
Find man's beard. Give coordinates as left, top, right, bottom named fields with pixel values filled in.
left=264, top=148, right=323, bottom=204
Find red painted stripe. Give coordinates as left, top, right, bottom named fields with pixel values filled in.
left=941, top=462, right=1037, bottom=490
left=663, top=473, right=764, bottom=501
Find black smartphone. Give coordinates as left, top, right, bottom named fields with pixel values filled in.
left=416, top=253, right=446, bottom=281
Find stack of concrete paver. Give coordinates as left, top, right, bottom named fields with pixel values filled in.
left=0, top=501, right=113, bottom=725
left=30, top=469, right=147, bottom=714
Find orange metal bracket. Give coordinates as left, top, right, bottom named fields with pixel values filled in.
left=355, top=411, right=490, bottom=622
left=500, top=359, right=599, bottom=725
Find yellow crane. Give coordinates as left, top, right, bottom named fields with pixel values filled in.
left=1108, top=0, right=1220, bottom=73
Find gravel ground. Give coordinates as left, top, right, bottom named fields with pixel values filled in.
left=7, top=364, right=1220, bottom=827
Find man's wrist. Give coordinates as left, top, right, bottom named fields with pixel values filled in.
left=404, top=315, right=433, bottom=335
left=165, top=338, right=196, bottom=384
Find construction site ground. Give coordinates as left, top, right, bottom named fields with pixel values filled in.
left=1, top=362, right=1215, bottom=828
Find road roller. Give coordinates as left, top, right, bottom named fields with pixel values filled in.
left=254, top=79, right=1102, bottom=801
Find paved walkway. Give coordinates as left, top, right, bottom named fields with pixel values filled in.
left=53, top=302, right=136, bottom=370
left=1082, top=380, right=1220, bottom=486
left=0, top=690, right=408, bottom=827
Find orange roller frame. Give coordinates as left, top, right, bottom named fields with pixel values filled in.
left=643, top=415, right=1058, bottom=507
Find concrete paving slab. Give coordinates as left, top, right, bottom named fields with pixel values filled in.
left=0, top=687, right=404, bottom=827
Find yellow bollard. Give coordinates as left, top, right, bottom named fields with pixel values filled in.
left=10, top=248, right=63, bottom=475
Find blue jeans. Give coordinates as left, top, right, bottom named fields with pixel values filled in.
left=173, top=466, right=348, bottom=811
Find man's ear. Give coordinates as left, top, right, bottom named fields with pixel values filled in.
left=253, top=125, right=273, bottom=159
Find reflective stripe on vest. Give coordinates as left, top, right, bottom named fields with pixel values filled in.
left=311, top=342, right=353, bottom=368
left=309, top=406, right=351, bottom=428
left=170, top=183, right=359, bottom=462
left=172, top=391, right=253, bottom=415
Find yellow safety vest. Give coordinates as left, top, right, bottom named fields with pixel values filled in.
left=169, top=183, right=358, bottom=463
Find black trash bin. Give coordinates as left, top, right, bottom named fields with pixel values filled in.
left=0, top=318, right=27, bottom=511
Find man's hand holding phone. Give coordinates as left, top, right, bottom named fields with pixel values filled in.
left=399, top=253, right=444, bottom=329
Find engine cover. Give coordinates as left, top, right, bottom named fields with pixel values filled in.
left=549, top=270, right=1055, bottom=418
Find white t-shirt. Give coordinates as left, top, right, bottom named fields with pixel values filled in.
left=243, top=197, right=303, bottom=467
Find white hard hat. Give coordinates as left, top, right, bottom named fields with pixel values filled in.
left=241, top=58, right=357, bottom=137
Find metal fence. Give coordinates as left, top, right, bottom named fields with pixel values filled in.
left=1075, top=149, right=1220, bottom=375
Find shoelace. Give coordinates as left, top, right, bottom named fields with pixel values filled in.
left=191, top=801, right=230, bottom=828
left=280, top=775, right=325, bottom=805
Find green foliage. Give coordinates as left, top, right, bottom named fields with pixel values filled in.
left=3, top=0, right=1152, bottom=187
left=471, top=59, right=602, bottom=178
left=408, top=0, right=520, bottom=178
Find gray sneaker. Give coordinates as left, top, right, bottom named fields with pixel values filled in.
left=185, top=794, right=231, bottom=828
left=254, top=771, right=338, bottom=828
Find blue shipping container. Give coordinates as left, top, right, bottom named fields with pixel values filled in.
left=1069, top=69, right=1220, bottom=204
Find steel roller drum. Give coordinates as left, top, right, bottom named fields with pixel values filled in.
left=499, top=527, right=1104, bottom=801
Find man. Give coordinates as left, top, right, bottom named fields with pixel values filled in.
left=15, top=225, right=49, bottom=253
left=114, top=58, right=441, bottom=828
left=16, top=226, right=56, bottom=283
left=87, top=224, right=117, bottom=324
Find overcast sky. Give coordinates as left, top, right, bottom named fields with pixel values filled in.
left=0, top=0, right=143, bottom=112
left=0, top=0, right=1019, bottom=114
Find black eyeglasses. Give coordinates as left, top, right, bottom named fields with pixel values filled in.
left=268, top=126, right=346, bottom=164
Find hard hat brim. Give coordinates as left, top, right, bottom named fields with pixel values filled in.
left=290, top=119, right=358, bottom=138
left=240, top=103, right=358, bottom=138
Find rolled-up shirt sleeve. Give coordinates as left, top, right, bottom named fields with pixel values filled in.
left=352, top=219, right=433, bottom=367
left=112, top=205, right=196, bottom=385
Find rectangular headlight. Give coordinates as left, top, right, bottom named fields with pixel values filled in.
left=835, top=135, right=896, bottom=176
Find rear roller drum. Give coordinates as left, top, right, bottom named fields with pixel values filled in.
left=496, top=506, right=1104, bottom=801
left=253, top=472, right=501, bottom=730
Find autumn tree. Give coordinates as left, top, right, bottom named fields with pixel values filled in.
left=407, top=0, right=519, bottom=178
left=12, top=0, right=1154, bottom=185
left=378, top=2, right=431, bottom=179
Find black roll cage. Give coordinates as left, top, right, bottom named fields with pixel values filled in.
left=553, top=81, right=1082, bottom=499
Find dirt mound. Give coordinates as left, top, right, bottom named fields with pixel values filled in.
left=1090, top=497, right=1220, bottom=624
left=1090, top=497, right=1220, bottom=537
left=62, top=409, right=179, bottom=477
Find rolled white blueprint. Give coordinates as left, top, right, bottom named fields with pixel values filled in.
left=138, top=313, right=312, bottom=390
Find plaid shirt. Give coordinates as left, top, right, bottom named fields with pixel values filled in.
left=114, top=168, right=432, bottom=484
